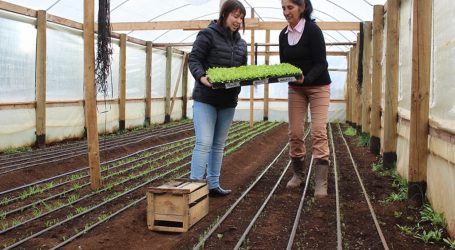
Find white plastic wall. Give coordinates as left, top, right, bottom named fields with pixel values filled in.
left=427, top=0, right=455, bottom=237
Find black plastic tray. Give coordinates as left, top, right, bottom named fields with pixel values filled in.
left=211, top=74, right=302, bottom=89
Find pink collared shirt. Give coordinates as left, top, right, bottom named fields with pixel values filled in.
left=285, top=18, right=306, bottom=46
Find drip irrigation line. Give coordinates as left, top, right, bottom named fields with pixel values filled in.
left=0, top=125, right=195, bottom=175
left=328, top=123, right=343, bottom=250
left=0, top=144, right=195, bottom=223
left=193, top=144, right=289, bottom=250
left=194, top=126, right=309, bottom=250
left=2, top=162, right=192, bottom=250
left=336, top=123, right=389, bottom=250
left=50, top=170, right=191, bottom=250
left=0, top=135, right=195, bottom=196
left=0, top=122, right=193, bottom=165
left=2, top=122, right=277, bottom=249
left=1, top=122, right=273, bottom=238
left=234, top=159, right=290, bottom=250
left=286, top=156, right=314, bottom=250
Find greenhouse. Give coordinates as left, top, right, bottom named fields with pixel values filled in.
left=0, top=0, right=454, bottom=249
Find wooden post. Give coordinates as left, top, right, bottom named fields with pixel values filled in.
left=164, top=47, right=172, bottom=123
left=263, top=30, right=270, bottom=121
left=182, top=53, right=189, bottom=119
left=370, top=5, right=385, bottom=155
left=383, top=0, right=400, bottom=169
left=119, top=34, right=126, bottom=130
left=361, top=22, right=372, bottom=134
left=145, top=41, right=152, bottom=127
left=35, top=10, right=47, bottom=148
left=83, top=0, right=101, bottom=190
left=170, top=57, right=185, bottom=114
left=408, top=0, right=432, bottom=205
left=249, top=8, right=255, bottom=128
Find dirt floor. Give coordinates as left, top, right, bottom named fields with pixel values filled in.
left=0, top=122, right=451, bottom=249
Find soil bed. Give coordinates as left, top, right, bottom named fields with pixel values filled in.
left=0, top=122, right=450, bottom=249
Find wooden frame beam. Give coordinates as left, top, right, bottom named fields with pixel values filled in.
left=111, top=19, right=360, bottom=31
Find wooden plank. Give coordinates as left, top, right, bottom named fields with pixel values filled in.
left=263, top=30, right=270, bottom=121
left=165, top=47, right=172, bottom=123
left=0, top=1, right=36, bottom=17
left=47, top=13, right=82, bottom=30
left=383, top=0, right=400, bottom=169
left=145, top=42, right=152, bottom=126
left=111, top=19, right=360, bottom=31
left=189, top=196, right=209, bottom=226
left=182, top=53, right=189, bottom=119
left=35, top=10, right=47, bottom=148
left=154, top=194, right=186, bottom=215
left=119, top=34, right=127, bottom=130
left=370, top=5, right=385, bottom=154
left=188, top=185, right=208, bottom=204
left=407, top=0, right=432, bottom=204
left=249, top=9, right=255, bottom=128
left=361, top=22, right=373, bottom=133
left=83, top=0, right=101, bottom=190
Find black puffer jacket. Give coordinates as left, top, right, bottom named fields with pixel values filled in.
left=189, top=20, right=247, bottom=108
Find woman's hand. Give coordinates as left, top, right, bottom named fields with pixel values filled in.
left=291, top=74, right=304, bottom=84
left=200, top=76, right=212, bottom=87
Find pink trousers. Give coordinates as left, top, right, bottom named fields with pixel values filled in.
left=288, top=85, right=330, bottom=161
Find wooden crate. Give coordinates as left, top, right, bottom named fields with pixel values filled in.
left=147, top=180, right=209, bottom=232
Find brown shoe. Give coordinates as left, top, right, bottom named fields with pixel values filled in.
left=314, top=159, right=329, bottom=197
left=286, top=157, right=304, bottom=188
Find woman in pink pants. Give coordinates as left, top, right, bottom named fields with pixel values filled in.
left=279, top=0, right=331, bottom=197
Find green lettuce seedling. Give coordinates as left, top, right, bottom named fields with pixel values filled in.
left=207, top=63, right=302, bottom=84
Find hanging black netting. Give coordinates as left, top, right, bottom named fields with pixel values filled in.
left=357, top=21, right=364, bottom=89
left=96, top=0, right=113, bottom=97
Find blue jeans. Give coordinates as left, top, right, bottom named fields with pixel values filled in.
left=190, top=101, right=235, bottom=189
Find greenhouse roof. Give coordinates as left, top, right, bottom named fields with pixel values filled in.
left=3, top=0, right=387, bottom=50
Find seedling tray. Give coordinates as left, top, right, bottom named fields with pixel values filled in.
left=211, top=74, right=302, bottom=89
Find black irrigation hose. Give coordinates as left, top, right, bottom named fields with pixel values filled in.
left=234, top=156, right=290, bottom=250
left=328, top=123, right=343, bottom=250
left=0, top=135, right=194, bottom=196
left=1, top=144, right=195, bottom=221
left=286, top=156, right=314, bottom=250
left=193, top=144, right=290, bottom=250
left=1, top=122, right=277, bottom=247
left=0, top=122, right=251, bottom=212
left=336, top=123, right=389, bottom=250
left=3, top=162, right=192, bottom=250
left=49, top=170, right=191, bottom=250
left=0, top=120, right=253, bottom=197
left=0, top=125, right=195, bottom=175
left=194, top=126, right=309, bottom=250
left=0, top=120, right=193, bottom=162
left=0, top=122, right=194, bottom=166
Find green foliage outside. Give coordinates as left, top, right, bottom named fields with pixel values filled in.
left=207, top=63, right=302, bottom=84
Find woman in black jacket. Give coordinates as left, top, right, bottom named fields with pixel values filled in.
left=279, top=0, right=331, bottom=197
left=188, top=0, right=247, bottom=197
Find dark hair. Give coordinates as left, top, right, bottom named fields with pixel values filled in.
left=218, top=0, right=246, bottom=32
left=289, top=0, right=314, bottom=21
